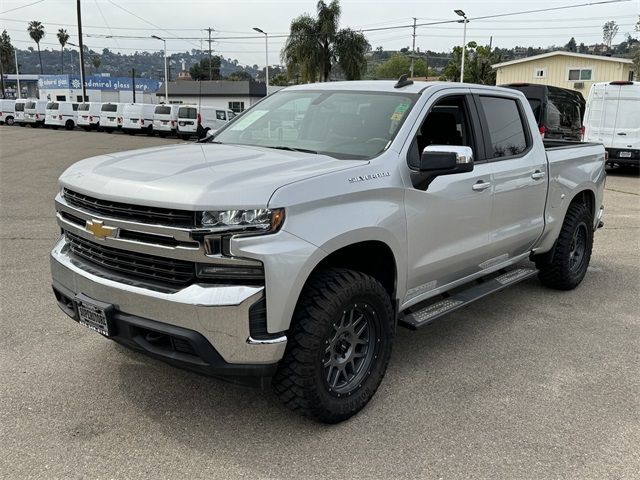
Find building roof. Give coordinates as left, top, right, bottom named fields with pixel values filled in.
left=491, top=51, right=633, bottom=69
left=157, top=80, right=266, bottom=97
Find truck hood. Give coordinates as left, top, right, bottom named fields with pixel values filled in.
left=59, top=143, right=364, bottom=210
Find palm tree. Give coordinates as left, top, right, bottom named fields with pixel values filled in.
left=27, top=20, right=45, bottom=74
left=56, top=28, right=69, bottom=74
left=281, top=0, right=369, bottom=82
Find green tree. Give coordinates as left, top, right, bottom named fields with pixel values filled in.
left=603, top=20, right=619, bottom=48
left=56, top=28, right=69, bottom=74
left=566, top=37, right=577, bottom=52
left=227, top=70, right=253, bottom=81
left=91, top=55, right=101, bottom=73
left=189, top=57, right=221, bottom=80
left=27, top=20, right=45, bottom=74
left=376, top=53, right=429, bottom=79
left=270, top=73, right=290, bottom=86
left=0, top=30, right=14, bottom=97
left=442, top=42, right=500, bottom=85
left=281, top=0, right=370, bottom=82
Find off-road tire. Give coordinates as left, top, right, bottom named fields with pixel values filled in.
left=273, top=268, right=394, bottom=423
left=535, top=202, right=593, bottom=290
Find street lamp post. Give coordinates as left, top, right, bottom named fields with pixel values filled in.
left=14, top=49, right=21, bottom=98
left=151, top=35, right=169, bottom=102
left=455, top=9, right=469, bottom=83
left=67, top=41, right=84, bottom=100
left=253, top=27, right=269, bottom=94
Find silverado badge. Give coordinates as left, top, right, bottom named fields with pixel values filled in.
left=85, top=219, right=117, bottom=240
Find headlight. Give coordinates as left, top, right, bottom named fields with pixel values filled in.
left=200, top=208, right=285, bottom=234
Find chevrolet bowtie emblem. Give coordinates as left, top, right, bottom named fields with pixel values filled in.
left=85, top=219, right=117, bottom=240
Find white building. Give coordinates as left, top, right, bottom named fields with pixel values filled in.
left=37, top=75, right=161, bottom=103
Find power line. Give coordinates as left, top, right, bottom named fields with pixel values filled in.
left=0, top=0, right=46, bottom=15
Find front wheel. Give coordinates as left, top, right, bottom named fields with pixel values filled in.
left=273, top=268, right=394, bottom=423
left=179, top=134, right=191, bottom=141
left=535, top=202, right=594, bottom=290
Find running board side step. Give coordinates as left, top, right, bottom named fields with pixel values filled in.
left=399, top=267, right=538, bottom=330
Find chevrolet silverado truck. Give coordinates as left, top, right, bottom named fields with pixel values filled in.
left=51, top=79, right=605, bottom=423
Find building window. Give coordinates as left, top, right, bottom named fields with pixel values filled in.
left=568, top=68, right=592, bottom=81
left=533, top=68, right=546, bottom=78
left=228, top=101, right=244, bottom=113
left=56, top=95, right=66, bottom=101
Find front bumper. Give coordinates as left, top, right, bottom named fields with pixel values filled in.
left=50, top=237, right=287, bottom=377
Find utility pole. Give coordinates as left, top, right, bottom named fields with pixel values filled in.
left=77, top=0, right=87, bottom=101
left=410, top=17, right=417, bottom=78
left=14, top=50, right=21, bottom=98
left=131, top=68, right=136, bottom=103
left=207, top=27, right=213, bottom=80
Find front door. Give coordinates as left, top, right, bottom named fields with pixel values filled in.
left=404, top=92, right=496, bottom=306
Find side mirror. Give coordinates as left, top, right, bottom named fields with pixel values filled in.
left=411, top=145, right=474, bottom=190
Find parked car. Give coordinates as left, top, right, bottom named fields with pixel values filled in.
left=198, top=106, right=235, bottom=138
left=501, top=83, right=585, bottom=141
left=152, top=104, right=179, bottom=137
left=176, top=105, right=199, bottom=140
left=51, top=80, right=605, bottom=423
left=121, top=103, right=155, bottom=135
left=583, top=81, right=640, bottom=168
left=77, top=102, right=102, bottom=131
left=23, top=99, right=48, bottom=127
left=0, top=99, right=16, bottom=125
left=14, top=99, right=28, bottom=126
left=99, top=102, right=124, bottom=133
left=45, top=101, right=79, bottom=130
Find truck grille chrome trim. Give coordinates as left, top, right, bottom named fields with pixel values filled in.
left=63, top=188, right=197, bottom=227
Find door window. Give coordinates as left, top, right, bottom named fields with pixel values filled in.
left=408, top=95, right=476, bottom=169
left=479, top=96, right=528, bottom=159
left=216, top=110, right=226, bottom=120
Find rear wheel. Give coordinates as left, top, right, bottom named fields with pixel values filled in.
left=273, top=268, right=394, bottom=423
left=180, top=134, right=191, bottom=141
left=64, top=120, right=74, bottom=130
left=535, top=202, right=594, bottom=290
left=146, top=125, right=154, bottom=136
left=6, top=117, right=14, bottom=126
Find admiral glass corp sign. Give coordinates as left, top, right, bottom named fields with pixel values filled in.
left=38, top=75, right=162, bottom=92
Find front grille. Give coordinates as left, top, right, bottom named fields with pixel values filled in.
left=63, top=188, right=197, bottom=227
left=66, top=232, right=195, bottom=285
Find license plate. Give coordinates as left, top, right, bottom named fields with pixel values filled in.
left=108, top=117, right=115, bottom=121
left=132, top=119, right=138, bottom=123
left=162, top=120, right=168, bottom=125
left=75, top=295, right=113, bottom=336
left=619, top=151, right=632, bottom=158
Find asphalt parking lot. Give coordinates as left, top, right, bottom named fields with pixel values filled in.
left=1, top=126, right=638, bottom=479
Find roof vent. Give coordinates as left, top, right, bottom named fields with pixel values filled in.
left=394, top=74, right=414, bottom=88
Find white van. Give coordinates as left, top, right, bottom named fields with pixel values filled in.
left=153, top=104, right=180, bottom=137
left=199, top=106, right=235, bottom=138
left=0, top=99, right=16, bottom=125
left=176, top=105, right=199, bottom=140
left=121, top=103, right=155, bottom=135
left=14, top=99, right=29, bottom=126
left=99, top=102, right=124, bottom=133
left=584, top=81, right=640, bottom=167
left=77, top=102, right=102, bottom=131
left=23, top=99, right=48, bottom=127
left=45, top=101, right=79, bottom=130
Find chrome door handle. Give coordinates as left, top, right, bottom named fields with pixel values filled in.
left=472, top=181, right=491, bottom=191
left=531, top=170, right=546, bottom=180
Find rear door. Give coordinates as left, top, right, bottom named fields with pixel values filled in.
left=474, top=91, right=547, bottom=260
left=610, top=83, right=640, bottom=154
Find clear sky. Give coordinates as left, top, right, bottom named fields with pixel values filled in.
left=1, top=0, right=638, bottom=68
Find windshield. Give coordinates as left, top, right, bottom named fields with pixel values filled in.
left=179, top=107, right=197, bottom=119
left=155, top=105, right=171, bottom=114
left=78, top=104, right=90, bottom=111
left=25, top=102, right=36, bottom=109
left=214, top=90, right=419, bottom=159
left=101, top=104, right=117, bottom=112
left=50, top=103, right=59, bottom=110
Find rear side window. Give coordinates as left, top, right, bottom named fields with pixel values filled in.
left=179, top=107, right=197, bottom=119
left=155, top=106, right=171, bottom=114
left=101, top=104, right=117, bottom=112
left=479, top=96, right=528, bottom=158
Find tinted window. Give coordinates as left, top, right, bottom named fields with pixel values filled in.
left=155, top=106, right=171, bottom=114
left=179, top=107, right=198, bottom=119
left=480, top=96, right=527, bottom=158
left=78, top=104, right=90, bottom=111
left=527, top=99, right=542, bottom=125
left=15, top=103, right=25, bottom=111
left=101, top=104, right=117, bottom=112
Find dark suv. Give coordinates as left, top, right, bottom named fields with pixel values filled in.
left=501, top=84, right=585, bottom=141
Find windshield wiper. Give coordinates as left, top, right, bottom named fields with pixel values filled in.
left=267, top=146, right=318, bottom=154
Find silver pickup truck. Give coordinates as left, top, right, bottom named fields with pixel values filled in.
left=51, top=79, right=605, bottom=423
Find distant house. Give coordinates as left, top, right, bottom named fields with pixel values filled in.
left=491, top=51, right=635, bottom=93
left=156, top=80, right=276, bottom=112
